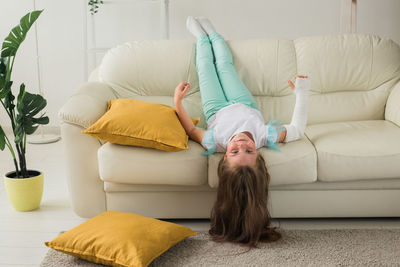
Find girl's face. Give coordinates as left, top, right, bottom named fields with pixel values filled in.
left=224, top=132, right=258, bottom=167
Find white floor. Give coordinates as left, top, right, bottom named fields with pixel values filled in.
left=1, top=137, right=400, bottom=266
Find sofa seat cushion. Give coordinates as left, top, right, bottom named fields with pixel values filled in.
left=208, top=136, right=317, bottom=188
left=305, top=120, right=400, bottom=182
left=98, top=141, right=207, bottom=186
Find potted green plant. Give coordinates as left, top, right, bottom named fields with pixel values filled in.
left=0, top=10, right=49, bottom=211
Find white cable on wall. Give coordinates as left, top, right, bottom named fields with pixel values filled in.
left=28, top=0, right=61, bottom=144
left=340, top=0, right=357, bottom=33
left=160, top=0, right=169, bottom=39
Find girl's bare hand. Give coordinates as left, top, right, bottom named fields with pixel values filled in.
left=288, top=75, right=308, bottom=90
left=174, top=82, right=190, bottom=105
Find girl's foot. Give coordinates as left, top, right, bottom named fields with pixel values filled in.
left=186, top=16, right=206, bottom=38
left=196, top=16, right=216, bottom=35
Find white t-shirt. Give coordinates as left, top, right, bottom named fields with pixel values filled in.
left=201, top=103, right=280, bottom=154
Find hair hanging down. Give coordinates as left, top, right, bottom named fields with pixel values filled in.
left=209, top=154, right=281, bottom=249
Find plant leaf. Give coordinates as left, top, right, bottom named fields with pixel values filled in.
left=15, top=84, right=49, bottom=137
left=4, top=82, right=15, bottom=110
left=31, top=116, right=49, bottom=125
left=18, top=90, right=47, bottom=118
left=17, top=83, right=26, bottom=105
left=0, top=58, right=9, bottom=99
left=1, top=10, right=43, bottom=58
left=0, top=125, right=6, bottom=150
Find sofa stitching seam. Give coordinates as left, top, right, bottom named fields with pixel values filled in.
left=367, top=35, right=374, bottom=90
left=275, top=40, right=279, bottom=96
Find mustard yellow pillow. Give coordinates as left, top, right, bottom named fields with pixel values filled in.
left=82, top=99, right=200, bottom=152
left=45, top=211, right=197, bottom=267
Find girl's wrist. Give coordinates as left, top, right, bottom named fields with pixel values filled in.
left=174, top=100, right=183, bottom=110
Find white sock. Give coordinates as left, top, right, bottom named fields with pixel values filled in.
left=283, top=78, right=311, bottom=143
left=186, top=16, right=206, bottom=38
left=196, top=17, right=216, bottom=35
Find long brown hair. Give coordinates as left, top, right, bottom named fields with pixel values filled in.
left=209, top=154, right=281, bottom=249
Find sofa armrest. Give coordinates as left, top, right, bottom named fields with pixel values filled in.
left=59, top=82, right=117, bottom=218
left=385, top=80, right=400, bottom=127
left=61, top=122, right=106, bottom=218
left=58, top=82, right=118, bottom=129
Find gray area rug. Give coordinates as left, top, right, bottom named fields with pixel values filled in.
left=40, top=229, right=400, bottom=266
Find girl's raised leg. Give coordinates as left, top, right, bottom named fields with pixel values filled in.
left=187, top=16, right=228, bottom=123
left=209, top=31, right=259, bottom=111
left=195, top=33, right=229, bottom=123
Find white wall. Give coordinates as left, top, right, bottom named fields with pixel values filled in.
left=0, top=0, right=399, bottom=129
left=357, top=0, right=400, bottom=44
left=170, top=0, right=341, bottom=40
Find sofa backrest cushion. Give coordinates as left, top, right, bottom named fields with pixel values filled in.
left=295, top=34, right=400, bottom=93
left=293, top=34, right=400, bottom=125
left=99, top=40, right=198, bottom=97
left=99, top=34, right=400, bottom=126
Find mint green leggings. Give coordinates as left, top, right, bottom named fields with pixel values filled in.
left=196, top=32, right=259, bottom=123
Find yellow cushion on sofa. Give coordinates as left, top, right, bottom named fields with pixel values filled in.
left=82, top=99, right=200, bottom=152
left=45, top=211, right=197, bottom=267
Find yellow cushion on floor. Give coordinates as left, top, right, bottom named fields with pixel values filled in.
left=82, top=98, right=200, bottom=152
left=45, top=211, right=197, bottom=267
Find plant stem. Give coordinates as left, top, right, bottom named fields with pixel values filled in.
left=4, top=134, right=16, bottom=158
left=23, top=133, right=26, bottom=154
left=7, top=56, right=15, bottom=81
left=19, top=143, right=27, bottom=178
left=15, top=143, right=25, bottom=177
left=22, top=135, right=27, bottom=176
left=13, top=158, right=20, bottom=178
left=4, top=135, right=19, bottom=177
left=6, top=57, right=17, bottom=131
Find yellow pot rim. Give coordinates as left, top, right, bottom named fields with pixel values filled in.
left=4, top=170, right=43, bottom=179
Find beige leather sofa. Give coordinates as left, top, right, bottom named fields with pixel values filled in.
left=59, top=34, right=400, bottom=219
